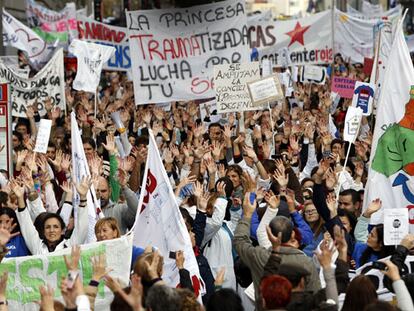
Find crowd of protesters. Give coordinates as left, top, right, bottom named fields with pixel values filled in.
left=0, top=50, right=413, bottom=311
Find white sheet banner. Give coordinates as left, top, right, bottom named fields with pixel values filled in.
left=0, top=49, right=66, bottom=118
left=26, top=0, right=77, bottom=47
left=126, top=0, right=249, bottom=104
left=2, top=9, right=56, bottom=69
left=362, top=0, right=383, bottom=16
left=77, top=16, right=130, bottom=71
left=334, top=9, right=400, bottom=63
left=71, top=111, right=101, bottom=243
left=0, top=235, right=132, bottom=311
left=133, top=130, right=203, bottom=296
left=248, top=10, right=333, bottom=67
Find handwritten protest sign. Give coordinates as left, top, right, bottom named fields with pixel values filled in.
left=77, top=16, right=130, bottom=71
left=1, top=235, right=132, bottom=311
left=0, top=49, right=66, bottom=118
left=247, top=75, right=284, bottom=106
left=26, top=0, right=77, bottom=47
left=126, top=0, right=249, bottom=103
left=331, top=76, right=356, bottom=99
left=214, top=62, right=260, bottom=113
left=33, top=119, right=52, bottom=154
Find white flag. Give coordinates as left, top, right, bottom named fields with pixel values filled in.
left=132, top=130, right=203, bottom=297
left=71, top=112, right=101, bottom=242
left=364, top=19, right=414, bottom=230
left=68, top=39, right=115, bottom=93
left=343, top=106, right=363, bottom=143
left=2, top=8, right=57, bottom=69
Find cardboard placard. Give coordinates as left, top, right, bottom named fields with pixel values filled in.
left=247, top=75, right=284, bottom=106
left=384, top=208, right=409, bottom=246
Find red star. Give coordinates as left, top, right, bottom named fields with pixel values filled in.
left=285, top=22, right=311, bottom=47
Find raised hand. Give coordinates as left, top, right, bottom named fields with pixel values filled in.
left=102, top=134, right=116, bottom=155
left=363, top=198, right=382, bottom=218
left=264, top=191, right=280, bottom=209
left=242, top=192, right=256, bottom=218
left=60, top=154, right=72, bottom=173
left=266, top=225, right=283, bottom=252
left=216, top=181, right=227, bottom=197
left=326, top=192, right=337, bottom=218
left=74, top=176, right=92, bottom=200
left=273, top=169, right=288, bottom=189
left=64, top=245, right=81, bottom=271
left=243, top=145, right=258, bottom=163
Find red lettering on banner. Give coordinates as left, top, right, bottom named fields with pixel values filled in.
left=0, top=106, right=5, bottom=116
left=130, top=34, right=203, bottom=61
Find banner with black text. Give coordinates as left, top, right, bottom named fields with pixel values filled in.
left=126, top=0, right=249, bottom=103
left=0, top=49, right=66, bottom=118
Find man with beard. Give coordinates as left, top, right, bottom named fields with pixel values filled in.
left=96, top=176, right=138, bottom=234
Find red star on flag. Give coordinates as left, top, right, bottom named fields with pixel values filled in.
left=285, top=22, right=311, bottom=47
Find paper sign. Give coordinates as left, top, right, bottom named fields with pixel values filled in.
left=384, top=208, right=409, bottom=245
left=247, top=75, right=284, bottom=106
left=331, top=76, right=356, bottom=99
left=33, top=119, right=52, bottom=153
left=300, top=65, right=326, bottom=84
left=343, top=106, right=363, bottom=143
left=200, top=100, right=219, bottom=122
left=214, top=62, right=261, bottom=113
left=352, top=82, right=375, bottom=115
left=262, top=59, right=272, bottom=77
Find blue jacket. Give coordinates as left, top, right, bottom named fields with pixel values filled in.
left=352, top=242, right=379, bottom=268
left=6, top=235, right=30, bottom=258
left=291, top=211, right=314, bottom=246
left=302, top=231, right=324, bottom=257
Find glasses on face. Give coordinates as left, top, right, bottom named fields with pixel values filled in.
left=304, top=209, right=317, bottom=215
left=304, top=195, right=312, bottom=201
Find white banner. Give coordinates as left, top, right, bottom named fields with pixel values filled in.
left=2, top=9, right=56, bottom=69
left=347, top=4, right=401, bottom=19
left=248, top=10, right=333, bottom=67
left=77, top=16, right=130, bottom=71
left=0, top=49, right=66, bottom=118
left=371, top=21, right=393, bottom=105
left=214, top=62, right=260, bottom=113
left=0, top=235, right=132, bottom=311
left=362, top=0, right=383, bottom=16
left=69, top=39, right=115, bottom=93
left=364, top=21, right=414, bottom=230
left=26, top=0, right=77, bottom=47
left=132, top=130, right=202, bottom=296
left=126, top=0, right=249, bottom=103
left=71, top=111, right=101, bottom=243
left=334, top=9, right=400, bottom=63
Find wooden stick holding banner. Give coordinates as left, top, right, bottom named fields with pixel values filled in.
left=94, top=88, right=98, bottom=119
left=335, top=107, right=364, bottom=199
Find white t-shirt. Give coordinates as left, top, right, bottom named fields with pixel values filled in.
left=69, top=40, right=115, bottom=93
